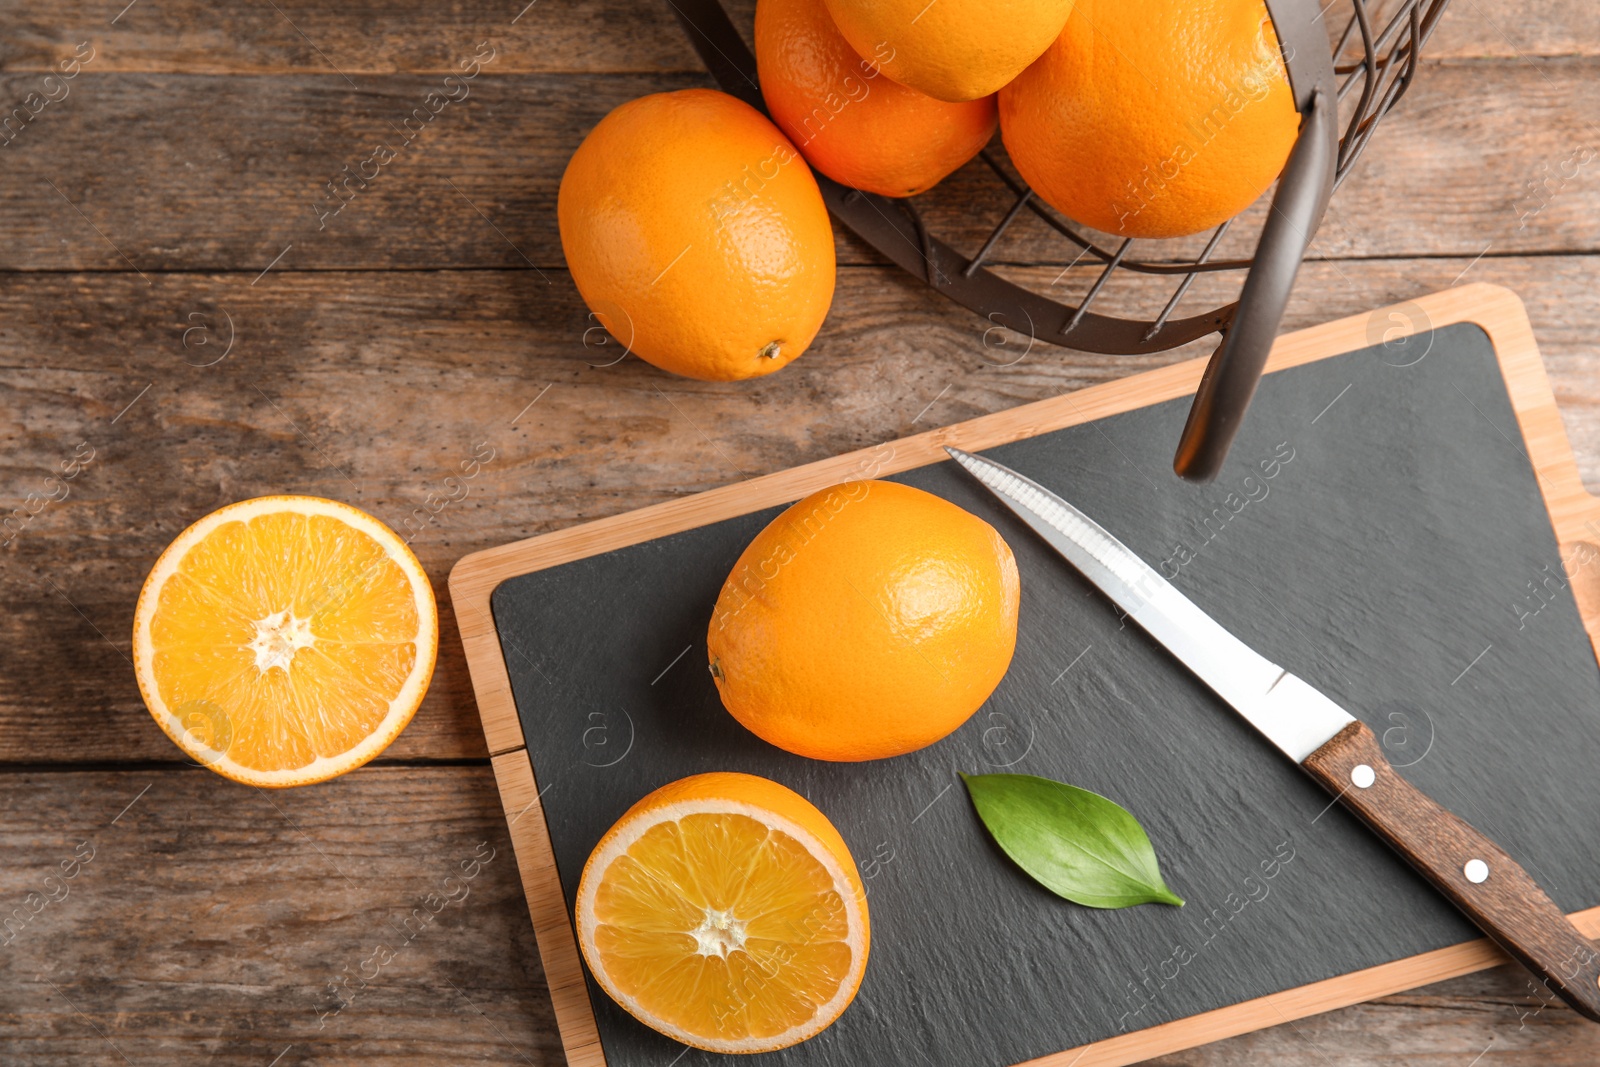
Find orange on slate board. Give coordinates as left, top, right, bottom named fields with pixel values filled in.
left=575, top=772, right=870, bottom=1052
left=707, top=480, right=1020, bottom=761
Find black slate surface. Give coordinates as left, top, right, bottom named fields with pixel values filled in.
left=490, top=323, right=1600, bottom=1066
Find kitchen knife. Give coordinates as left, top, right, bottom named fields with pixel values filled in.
left=945, top=446, right=1600, bottom=1021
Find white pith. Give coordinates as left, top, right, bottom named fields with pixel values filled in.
left=132, top=496, right=438, bottom=788
left=249, top=609, right=316, bottom=673
left=690, top=908, right=749, bottom=959
left=575, top=797, right=869, bottom=1055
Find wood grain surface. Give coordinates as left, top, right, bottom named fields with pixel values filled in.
left=0, top=61, right=1594, bottom=271
left=4, top=0, right=1600, bottom=1062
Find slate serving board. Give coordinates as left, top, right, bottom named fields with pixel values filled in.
left=450, top=287, right=1600, bottom=1067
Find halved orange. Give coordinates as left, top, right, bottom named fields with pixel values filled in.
left=132, top=495, right=438, bottom=787
left=576, top=772, right=870, bottom=1053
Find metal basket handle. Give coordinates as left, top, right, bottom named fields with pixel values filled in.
left=1174, top=0, right=1341, bottom=479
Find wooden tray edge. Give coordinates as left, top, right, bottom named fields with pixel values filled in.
left=1028, top=907, right=1600, bottom=1067
left=489, top=750, right=607, bottom=1067
left=451, top=283, right=1600, bottom=1067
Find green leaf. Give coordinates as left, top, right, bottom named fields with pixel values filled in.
left=960, top=772, right=1184, bottom=909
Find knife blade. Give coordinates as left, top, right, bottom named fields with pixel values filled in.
left=946, top=445, right=1600, bottom=1022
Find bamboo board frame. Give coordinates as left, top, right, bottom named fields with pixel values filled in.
left=449, top=284, right=1600, bottom=1067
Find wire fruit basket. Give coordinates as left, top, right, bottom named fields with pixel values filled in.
left=669, top=0, right=1451, bottom=479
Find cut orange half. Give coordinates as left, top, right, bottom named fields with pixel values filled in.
left=132, top=495, right=438, bottom=787
left=576, top=772, right=869, bottom=1053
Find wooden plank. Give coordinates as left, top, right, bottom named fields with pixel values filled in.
left=6, top=258, right=1600, bottom=765
left=1428, top=0, right=1600, bottom=58
left=0, top=766, right=561, bottom=1065
left=0, top=62, right=1595, bottom=271
left=451, top=284, right=1600, bottom=1066
left=2, top=0, right=1594, bottom=74
left=0, top=0, right=748, bottom=74
left=0, top=766, right=1593, bottom=1065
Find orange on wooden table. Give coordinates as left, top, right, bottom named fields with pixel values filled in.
left=558, top=88, right=835, bottom=382
left=822, top=0, right=1076, bottom=102
left=1000, top=0, right=1299, bottom=239
left=707, top=480, right=1020, bottom=761
left=132, top=495, right=438, bottom=787
left=756, top=0, right=997, bottom=198
left=576, top=772, right=869, bottom=1053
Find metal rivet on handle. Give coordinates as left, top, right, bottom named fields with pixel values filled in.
left=1351, top=764, right=1375, bottom=789
left=1464, top=859, right=1490, bottom=884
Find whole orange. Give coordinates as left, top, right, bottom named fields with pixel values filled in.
left=707, top=480, right=1020, bottom=761
left=558, top=89, right=836, bottom=381
left=756, top=0, right=997, bottom=197
left=821, top=0, right=1075, bottom=102
left=1000, top=0, right=1299, bottom=239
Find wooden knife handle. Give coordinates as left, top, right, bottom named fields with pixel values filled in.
left=1302, top=721, right=1600, bottom=1021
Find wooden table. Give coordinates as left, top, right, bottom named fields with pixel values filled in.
left=3, top=2, right=1599, bottom=1064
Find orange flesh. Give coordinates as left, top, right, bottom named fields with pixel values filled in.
left=147, top=511, right=420, bottom=773
left=591, top=812, right=854, bottom=1042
